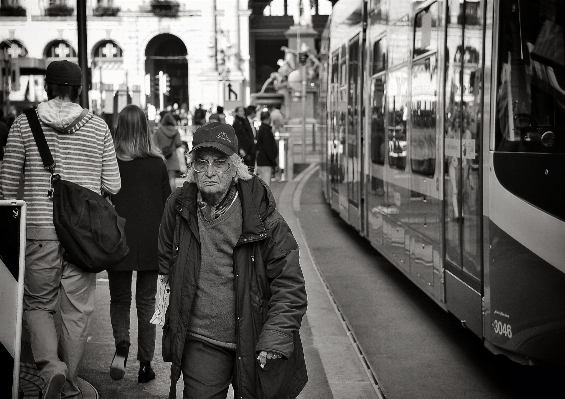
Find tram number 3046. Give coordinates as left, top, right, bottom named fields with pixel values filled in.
left=492, top=320, right=513, bottom=338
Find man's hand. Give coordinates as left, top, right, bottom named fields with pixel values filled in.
left=239, top=149, right=247, bottom=157
left=257, top=351, right=282, bottom=368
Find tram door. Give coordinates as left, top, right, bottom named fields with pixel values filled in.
left=347, top=35, right=362, bottom=230
left=443, top=0, right=484, bottom=325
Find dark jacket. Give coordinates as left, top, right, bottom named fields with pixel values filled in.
left=110, top=157, right=171, bottom=271
left=256, top=123, right=278, bottom=167
left=154, top=125, right=183, bottom=172
left=158, top=176, right=308, bottom=399
left=233, top=115, right=256, bottom=167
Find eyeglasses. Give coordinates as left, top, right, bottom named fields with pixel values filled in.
left=192, top=158, right=231, bottom=174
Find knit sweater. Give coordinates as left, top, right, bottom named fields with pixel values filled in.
left=188, top=194, right=242, bottom=349
left=0, top=99, right=121, bottom=233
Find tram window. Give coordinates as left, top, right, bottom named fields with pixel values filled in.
left=331, top=53, right=339, bottom=84
left=411, top=55, right=437, bottom=177
left=414, top=2, right=438, bottom=57
left=340, top=45, right=347, bottom=87
left=388, top=68, right=408, bottom=170
left=372, top=38, right=387, bottom=75
left=371, top=76, right=386, bottom=165
left=389, top=15, right=411, bottom=67
left=495, top=0, right=565, bottom=154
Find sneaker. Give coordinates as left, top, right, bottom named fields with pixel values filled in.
left=42, top=373, right=65, bottom=399
left=138, top=362, right=156, bottom=383
left=110, top=340, right=130, bottom=381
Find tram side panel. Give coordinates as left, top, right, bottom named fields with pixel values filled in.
left=482, top=0, right=565, bottom=365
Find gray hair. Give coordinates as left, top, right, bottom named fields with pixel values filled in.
left=184, top=151, right=252, bottom=183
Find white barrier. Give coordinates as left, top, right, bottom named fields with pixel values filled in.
left=0, top=200, right=27, bottom=399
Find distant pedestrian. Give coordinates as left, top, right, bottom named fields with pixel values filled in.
left=108, top=105, right=172, bottom=383
left=157, top=122, right=308, bottom=399
left=0, top=60, right=121, bottom=399
left=193, top=104, right=207, bottom=126
left=270, top=104, right=285, bottom=134
left=256, top=111, right=278, bottom=186
left=246, top=104, right=258, bottom=141
left=208, top=105, right=226, bottom=124
left=232, top=106, right=256, bottom=171
left=154, top=112, right=187, bottom=190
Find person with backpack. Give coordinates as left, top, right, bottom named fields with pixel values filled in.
left=154, top=112, right=186, bottom=190
left=0, top=60, right=121, bottom=399
left=108, top=105, right=171, bottom=383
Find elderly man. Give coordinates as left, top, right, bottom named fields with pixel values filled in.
left=157, top=122, right=307, bottom=399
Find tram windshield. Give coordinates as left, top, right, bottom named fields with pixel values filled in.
left=495, top=0, right=565, bottom=153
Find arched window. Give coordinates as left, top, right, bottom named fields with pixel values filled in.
left=263, top=0, right=333, bottom=16
left=44, top=40, right=77, bottom=59
left=0, top=40, right=28, bottom=59
left=92, top=40, right=123, bottom=59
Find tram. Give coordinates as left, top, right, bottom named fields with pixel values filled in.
left=320, top=0, right=565, bottom=365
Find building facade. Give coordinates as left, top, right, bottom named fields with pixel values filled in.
left=0, top=0, right=251, bottom=114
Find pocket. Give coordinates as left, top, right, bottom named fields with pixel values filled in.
left=257, top=357, right=292, bottom=399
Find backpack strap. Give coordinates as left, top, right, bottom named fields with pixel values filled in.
left=23, top=108, right=56, bottom=174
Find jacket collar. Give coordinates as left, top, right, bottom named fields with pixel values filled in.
left=175, top=176, right=275, bottom=244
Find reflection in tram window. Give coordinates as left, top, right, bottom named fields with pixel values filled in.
left=495, top=0, right=565, bottom=154
left=411, top=55, right=437, bottom=177
left=414, top=2, right=438, bottom=57
left=388, top=68, right=408, bottom=170
left=371, top=77, right=386, bottom=165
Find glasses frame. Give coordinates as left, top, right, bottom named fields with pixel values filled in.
left=192, top=158, right=231, bottom=174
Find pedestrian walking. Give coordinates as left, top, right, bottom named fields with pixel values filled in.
left=270, top=104, right=285, bottom=134
left=256, top=111, right=278, bottom=186
left=156, top=122, right=308, bottom=399
left=232, top=106, right=256, bottom=171
left=0, top=60, right=121, bottom=399
left=193, top=104, right=207, bottom=126
left=108, top=105, right=172, bottom=383
left=209, top=105, right=226, bottom=124
left=154, top=112, right=187, bottom=190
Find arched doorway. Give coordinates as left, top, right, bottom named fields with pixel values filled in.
left=145, top=34, right=188, bottom=112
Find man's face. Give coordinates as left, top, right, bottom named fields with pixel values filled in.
left=236, top=107, right=245, bottom=118
left=193, top=148, right=236, bottom=198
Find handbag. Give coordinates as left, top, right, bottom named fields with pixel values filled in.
left=24, top=108, right=129, bottom=273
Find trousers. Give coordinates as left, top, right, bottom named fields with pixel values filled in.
left=108, top=270, right=158, bottom=362
left=181, top=336, right=238, bottom=399
left=24, top=237, right=96, bottom=399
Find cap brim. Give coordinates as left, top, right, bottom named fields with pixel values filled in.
left=190, top=142, right=235, bottom=156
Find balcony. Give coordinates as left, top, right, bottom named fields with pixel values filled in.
left=45, top=4, right=74, bottom=17
left=93, top=6, right=120, bottom=17
left=0, top=4, right=26, bottom=16
left=150, top=0, right=180, bottom=18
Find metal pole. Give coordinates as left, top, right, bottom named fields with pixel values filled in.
left=301, top=64, right=306, bottom=163
left=77, top=0, right=89, bottom=107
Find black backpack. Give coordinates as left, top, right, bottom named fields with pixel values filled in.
left=24, top=108, right=129, bottom=273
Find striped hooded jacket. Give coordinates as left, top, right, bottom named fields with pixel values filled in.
left=0, top=98, right=121, bottom=236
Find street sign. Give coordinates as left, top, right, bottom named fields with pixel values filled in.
left=0, top=200, right=26, bottom=399
left=225, top=81, right=240, bottom=102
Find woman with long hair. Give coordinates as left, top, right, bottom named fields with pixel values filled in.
left=108, top=105, right=172, bottom=383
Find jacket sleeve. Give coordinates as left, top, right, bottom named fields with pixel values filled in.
left=0, top=117, right=25, bottom=200
left=256, top=214, right=307, bottom=358
left=101, top=127, right=121, bottom=194
left=158, top=190, right=177, bottom=275
left=161, top=161, right=172, bottom=204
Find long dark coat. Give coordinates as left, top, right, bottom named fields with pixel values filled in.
left=158, top=176, right=308, bottom=399
left=110, top=156, right=171, bottom=271
left=233, top=115, right=256, bottom=167
left=256, top=123, right=278, bottom=167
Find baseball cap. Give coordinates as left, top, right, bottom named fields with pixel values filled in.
left=190, top=122, right=238, bottom=156
left=45, top=60, right=82, bottom=86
